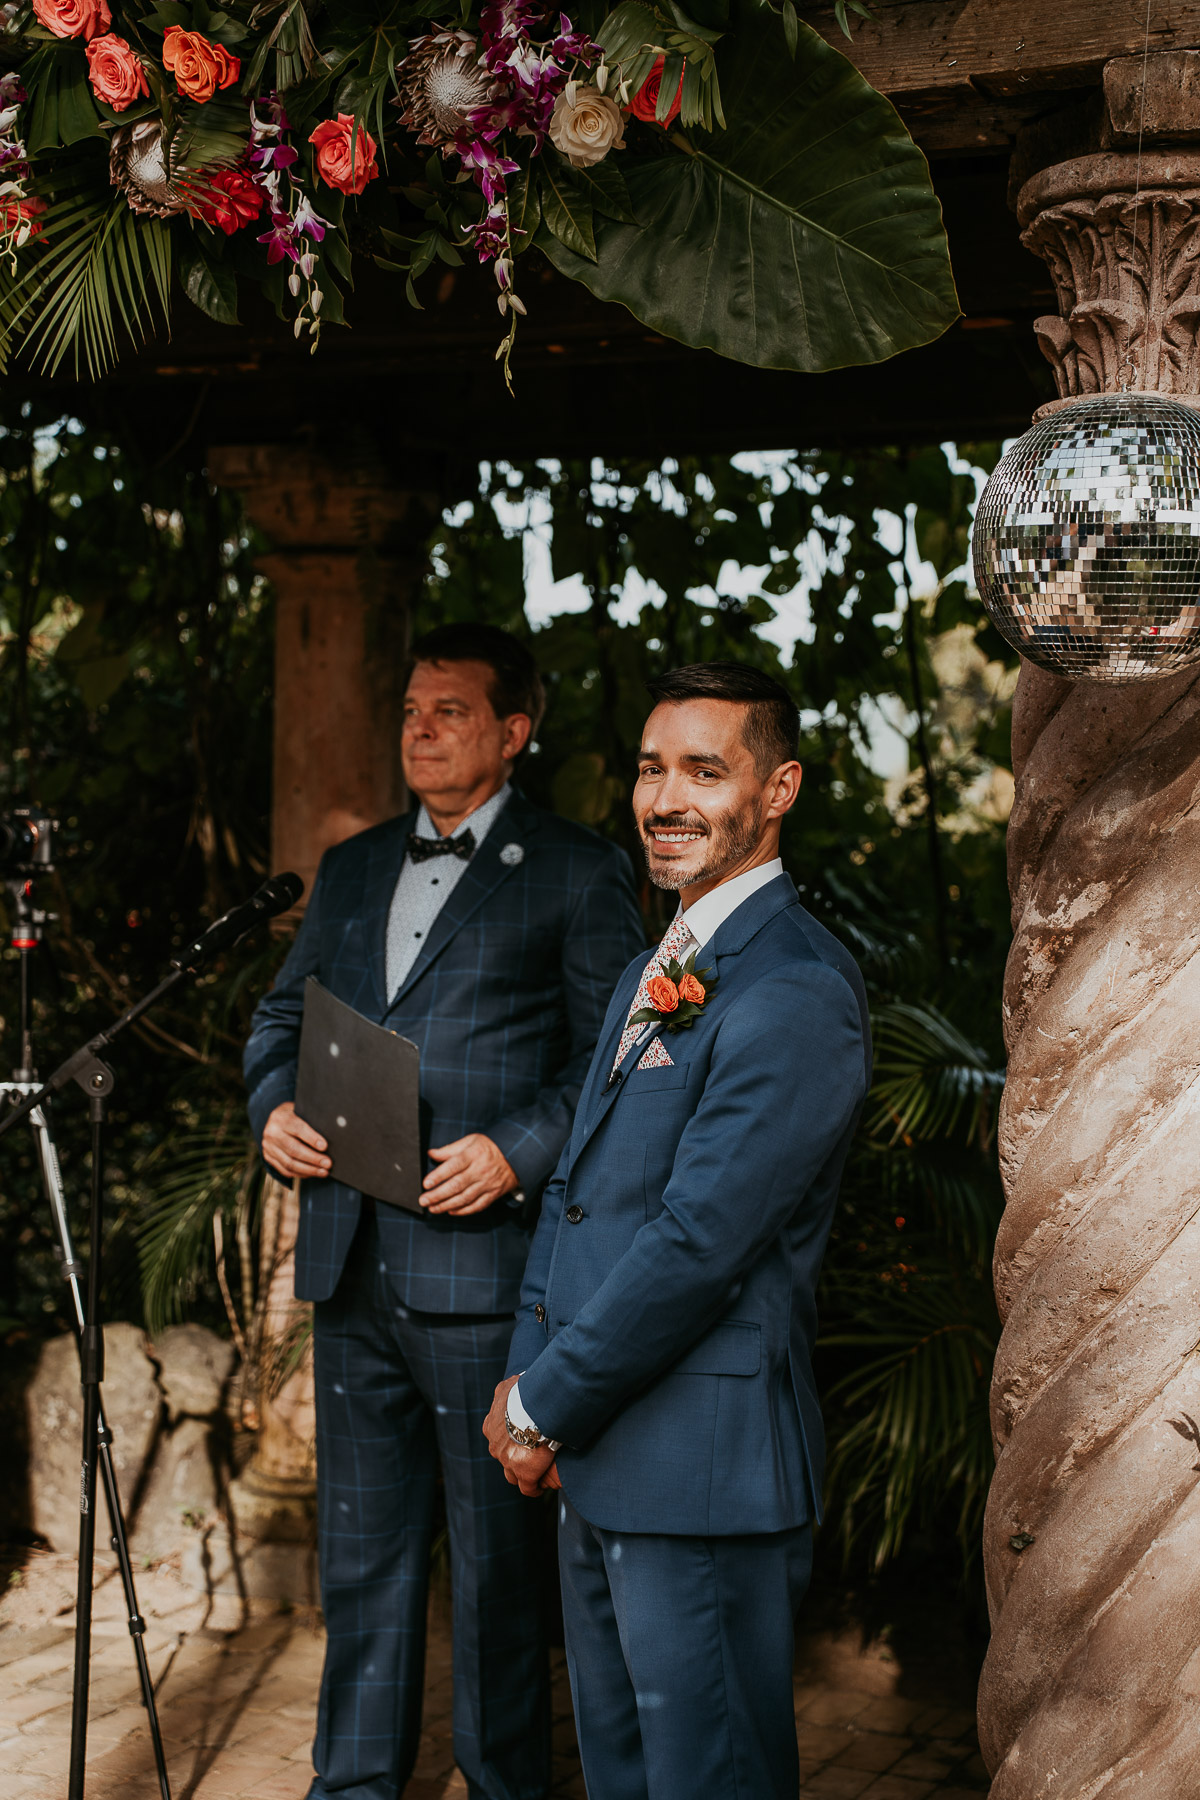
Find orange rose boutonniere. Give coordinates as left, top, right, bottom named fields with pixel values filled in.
left=630, top=950, right=717, bottom=1035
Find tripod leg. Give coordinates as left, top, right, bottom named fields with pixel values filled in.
left=69, top=1340, right=100, bottom=1800
left=30, top=1102, right=172, bottom=1799
left=98, top=1426, right=172, bottom=1800
left=68, top=1094, right=106, bottom=1800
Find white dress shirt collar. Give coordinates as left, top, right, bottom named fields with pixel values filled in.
left=413, top=780, right=511, bottom=843
left=677, top=857, right=784, bottom=955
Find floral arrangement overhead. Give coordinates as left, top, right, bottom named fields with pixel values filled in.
left=0, top=0, right=958, bottom=385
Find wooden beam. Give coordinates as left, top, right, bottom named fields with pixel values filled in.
left=797, top=0, right=1200, bottom=98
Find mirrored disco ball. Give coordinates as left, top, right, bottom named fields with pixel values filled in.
left=972, top=393, right=1200, bottom=682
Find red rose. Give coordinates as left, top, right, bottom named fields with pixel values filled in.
left=192, top=165, right=264, bottom=235
left=308, top=113, right=379, bottom=197
left=646, top=975, right=680, bottom=1014
left=86, top=33, right=148, bottom=113
left=677, top=972, right=705, bottom=1005
left=629, top=56, right=683, bottom=127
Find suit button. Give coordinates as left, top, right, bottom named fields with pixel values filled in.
left=565, top=1205, right=584, bottom=1225
left=534, top=1303, right=546, bottom=1323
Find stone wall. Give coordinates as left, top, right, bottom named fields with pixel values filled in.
left=23, top=1321, right=237, bottom=1584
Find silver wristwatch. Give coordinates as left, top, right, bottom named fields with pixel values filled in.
left=505, top=1385, right=560, bottom=1453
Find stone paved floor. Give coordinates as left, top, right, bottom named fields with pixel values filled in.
left=0, top=1548, right=989, bottom=1799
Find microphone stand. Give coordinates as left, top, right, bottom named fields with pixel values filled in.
left=0, top=886, right=295, bottom=1800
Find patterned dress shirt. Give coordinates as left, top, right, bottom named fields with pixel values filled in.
left=384, top=783, right=513, bottom=1000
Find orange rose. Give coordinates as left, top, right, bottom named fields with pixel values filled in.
left=677, top=972, right=706, bottom=1005
left=646, top=975, right=679, bottom=1014
left=32, top=0, right=110, bottom=40
left=162, top=25, right=241, bottom=103
left=86, top=33, right=149, bottom=113
left=308, top=113, right=379, bottom=196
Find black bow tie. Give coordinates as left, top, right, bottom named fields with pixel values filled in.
left=408, top=829, right=475, bottom=865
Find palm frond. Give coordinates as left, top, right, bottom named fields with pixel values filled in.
left=843, top=1139, right=1002, bottom=1273
left=820, top=1271, right=998, bottom=1569
left=136, top=1125, right=256, bottom=1335
left=174, top=96, right=256, bottom=173
left=867, top=999, right=1004, bottom=1148
left=0, top=189, right=172, bottom=380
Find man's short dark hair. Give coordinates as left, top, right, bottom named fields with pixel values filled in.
left=645, top=662, right=800, bottom=776
left=409, top=622, right=546, bottom=740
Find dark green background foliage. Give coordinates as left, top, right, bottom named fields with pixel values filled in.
left=0, top=421, right=1015, bottom=1588
left=0, top=407, right=276, bottom=1336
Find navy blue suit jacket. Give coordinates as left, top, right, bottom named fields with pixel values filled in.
left=508, top=873, right=871, bottom=1536
left=244, top=788, right=645, bottom=1313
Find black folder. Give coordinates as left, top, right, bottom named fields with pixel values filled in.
left=294, top=977, right=423, bottom=1212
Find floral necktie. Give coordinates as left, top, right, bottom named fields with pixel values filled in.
left=611, top=913, right=696, bottom=1074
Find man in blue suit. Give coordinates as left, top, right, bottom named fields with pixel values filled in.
left=484, top=662, right=871, bottom=1800
left=244, top=623, right=644, bottom=1800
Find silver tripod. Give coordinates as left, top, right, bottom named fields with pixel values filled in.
left=1, top=871, right=171, bottom=1800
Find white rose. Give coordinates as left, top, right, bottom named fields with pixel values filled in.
left=548, top=86, right=626, bottom=168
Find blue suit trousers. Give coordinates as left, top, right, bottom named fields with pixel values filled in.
left=309, top=1212, right=550, bottom=1800
left=557, top=1498, right=812, bottom=1800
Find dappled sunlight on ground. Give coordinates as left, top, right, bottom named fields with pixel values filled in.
left=0, top=1550, right=988, bottom=1799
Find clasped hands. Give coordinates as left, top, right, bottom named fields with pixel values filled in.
left=261, top=1101, right=519, bottom=1215
left=263, top=1108, right=555, bottom=1493
left=483, top=1375, right=562, bottom=1497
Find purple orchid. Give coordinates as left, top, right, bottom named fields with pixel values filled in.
left=456, top=137, right=519, bottom=205
left=258, top=212, right=300, bottom=265
left=253, top=142, right=298, bottom=173
left=292, top=192, right=329, bottom=241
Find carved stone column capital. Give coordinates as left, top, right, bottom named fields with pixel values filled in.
left=1017, top=152, right=1200, bottom=410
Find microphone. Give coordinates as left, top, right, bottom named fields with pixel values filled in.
left=171, top=872, right=304, bottom=972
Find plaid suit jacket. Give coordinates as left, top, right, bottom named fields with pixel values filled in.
left=244, top=788, right=645, bottom=1312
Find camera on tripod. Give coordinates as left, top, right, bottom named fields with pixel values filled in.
left=0, top=805, right=55, bottom=874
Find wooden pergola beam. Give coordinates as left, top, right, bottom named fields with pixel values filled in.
left=798, top=0, right=1200, bottom=98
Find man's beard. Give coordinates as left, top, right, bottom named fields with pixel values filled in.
left=640, top=804, right=763, bottom=892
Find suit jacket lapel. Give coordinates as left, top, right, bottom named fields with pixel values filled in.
left=571, top=873, right=800, bottom=1159
left=385, top=788, right=540, bottom=1016
left=364, top=813, right=414, bottom=1017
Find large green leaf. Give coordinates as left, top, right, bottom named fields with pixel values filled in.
left=180, top=240, right=241, bottom=326
left=24, top=42, right=102, bottom=154
left=538, top=8, right=959, bottom=371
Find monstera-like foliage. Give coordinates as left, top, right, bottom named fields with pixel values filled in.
left=539, top=12, right=959, bottom=370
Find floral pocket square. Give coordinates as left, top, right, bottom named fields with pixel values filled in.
left=635, top=1036, right=674, bottom=1071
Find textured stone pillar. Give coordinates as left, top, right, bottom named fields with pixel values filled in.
left=980, top=74, right=1200, bottom=1799
left=209, top=444, right=437, bottom=903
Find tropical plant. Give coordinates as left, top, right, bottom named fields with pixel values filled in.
left=819, top=984, right=1004, bottom=1576
left=0, top=0, right=958, bottom=382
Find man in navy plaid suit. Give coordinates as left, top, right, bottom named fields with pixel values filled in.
left=244, top=623, right=644, bottom=1800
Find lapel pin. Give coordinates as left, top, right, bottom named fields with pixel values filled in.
left=499, top=842, right=524, bottom=867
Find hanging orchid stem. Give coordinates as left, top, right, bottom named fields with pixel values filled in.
left=0, top=71, right=39, bottom=272
left=492, top=194, right=524, bottom=391
left=249, top=94, right=330, bottom=344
